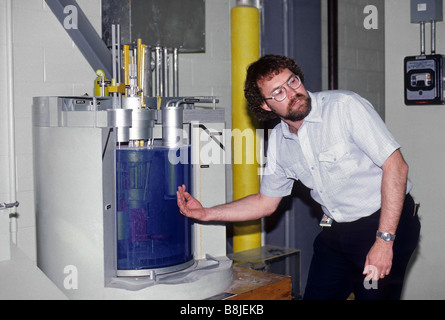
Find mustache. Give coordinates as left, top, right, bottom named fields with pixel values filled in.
left=288, top=93, right=308, bottom=106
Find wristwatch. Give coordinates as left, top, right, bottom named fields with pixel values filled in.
left=376, top=231, right=396, bottom=242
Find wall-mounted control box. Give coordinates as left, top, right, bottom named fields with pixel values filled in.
left=404, top=54, right=445, bottom=105
left=406, top=0, right=444, bottom=105
left=410, top=0, right=443, bottom=22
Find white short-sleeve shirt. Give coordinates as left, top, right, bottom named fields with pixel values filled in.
left=260, top=90, right=412, bottom=223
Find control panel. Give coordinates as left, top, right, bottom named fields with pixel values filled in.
left=404, top=54, right=445, bottom=105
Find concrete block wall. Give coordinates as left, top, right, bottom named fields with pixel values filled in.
left=322, top=0, right=385, bottom=119
left=0, top=0, right=234, bottom=262
left=0, top=0, right=105, bottom=261
left=385, top=0, right=445, bottom=299
left=178, top=0, right=235, bottom=203
left=0, top=0, right=8, bottom=188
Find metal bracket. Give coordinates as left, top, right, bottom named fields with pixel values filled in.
left=0, top=201, right=19, bottom=210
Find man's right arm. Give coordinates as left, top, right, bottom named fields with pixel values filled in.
left=176, top=184, right=281, bottom=222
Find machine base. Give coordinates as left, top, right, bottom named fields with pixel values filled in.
left=116, top=259, right=195, bottom=279
left=103, top=256, right=233, bottom=300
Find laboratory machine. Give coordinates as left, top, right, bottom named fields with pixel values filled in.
left=32, top=25, right=232, bottom=299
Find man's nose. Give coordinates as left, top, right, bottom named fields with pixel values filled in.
left=287, top=85, right=298, bottom=99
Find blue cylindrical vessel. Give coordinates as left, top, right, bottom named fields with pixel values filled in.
left=116, top=146, right=193, bottom=275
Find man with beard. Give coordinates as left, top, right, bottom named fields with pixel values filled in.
left=177, top=55, right=420, bottom=300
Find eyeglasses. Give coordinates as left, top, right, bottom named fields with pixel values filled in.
left=264, top=74, right=302, bottom=102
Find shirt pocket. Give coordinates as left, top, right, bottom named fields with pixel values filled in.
left=318, top=143, right=355, bottom=182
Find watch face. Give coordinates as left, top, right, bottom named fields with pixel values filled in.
left=378, top=231, right=395, bottom=241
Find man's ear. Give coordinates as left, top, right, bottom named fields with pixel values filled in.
left=260, top=101, right=271, bottom=112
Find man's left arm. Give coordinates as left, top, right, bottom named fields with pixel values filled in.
left=363, top=149, right=409, bottom=280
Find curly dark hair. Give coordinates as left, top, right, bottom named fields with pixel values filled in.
left=244, top=55, right=305, bottom=121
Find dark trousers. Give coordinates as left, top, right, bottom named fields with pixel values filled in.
left=303, top=194, right=420, bottom=300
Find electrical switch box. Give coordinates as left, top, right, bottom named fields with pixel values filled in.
left=404, top=54, right=445, bottom=105
left=411, top=0, right=443, bottom=22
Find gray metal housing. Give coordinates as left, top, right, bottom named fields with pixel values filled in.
left=32, top=96, right=231, bottom=299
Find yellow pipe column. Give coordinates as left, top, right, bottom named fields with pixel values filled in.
left=231, top=2, right=261, bottom=253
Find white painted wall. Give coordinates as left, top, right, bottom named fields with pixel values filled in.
left=179, top=0, right=235, bottom=204
left=0, top=0, right=102, bottom=261
left=321, top=0, right=385, bottom=118
left=385, top=1, right=445, bottom=299
left=5, top=0, right=440, bottom=300
left=0, top=0, right=233, bottom=263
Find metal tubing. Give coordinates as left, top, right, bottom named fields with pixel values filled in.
left=124, top=45, right=130, bottom=86
left=144, top=47, right=153, bottom=97
left=112, top=25, right=117, bottom=80
left=163, top=47, right=169, bottom=97
left=421, top=21, right=426, bottom=55
left=137, top=39, right=143, bottom=92
left=117, top=24, right=121, bottom=84
left=155, top=47, right=162, bottom=96
left=432, top=20, right=436, bottom=54
left=159, top=47, right=165, bottom=96
left=111, top=25, right=119, bottom=109
left=173, top=48, right=179, bottom=97
left=6, top=0, right=17, bottom=245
